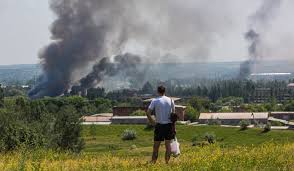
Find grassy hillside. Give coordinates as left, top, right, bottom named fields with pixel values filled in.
left=82, top=125, right=294, bottom=153
left=1, top=125, right=294, bottom=170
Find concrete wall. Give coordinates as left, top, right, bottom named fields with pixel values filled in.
left=111, top=116, right=148, bottom=124
left=175, top=107, right=185, bottom=121
left=112, top=106, right=185, bottom=121
left=113, top=107, right=146, bottom=116
left=271, top=113, right=294, bottom=121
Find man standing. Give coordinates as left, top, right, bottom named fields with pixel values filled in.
left=146, top=85, right=175, bottom=164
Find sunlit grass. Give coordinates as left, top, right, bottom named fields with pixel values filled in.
left=0, top=143, right=294, bottom=170
left=1, top=125, right=294, bottom=170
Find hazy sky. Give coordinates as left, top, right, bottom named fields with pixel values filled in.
left=0, top=0, right=293, bottom=65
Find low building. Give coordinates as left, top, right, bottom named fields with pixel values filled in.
left=143, top=97, right=186, bottom=121
left=113, top=107, right=146, bottom=116
left=270, top=112, right=294, bottom=121
left=174, top=105, right=186, bottom=121
left=251, top=86, right=294, bottom=103
left=112, top=97, right=186, bottom=121
left=81, top=113, right=112, bottom=125
left=199, top=112, right=269, bottom=125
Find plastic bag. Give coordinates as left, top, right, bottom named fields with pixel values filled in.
left=170, top=137, right=180, bottom=157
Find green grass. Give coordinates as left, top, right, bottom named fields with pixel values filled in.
left=82, top=125, right=294, bottom=154
left=1, top=125, right=294, bottom=170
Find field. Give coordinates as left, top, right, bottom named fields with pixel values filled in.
left=1, top=125, right=294, bottom=170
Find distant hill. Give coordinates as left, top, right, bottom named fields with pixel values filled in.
left=0, top=61, right=293, bottom=85
left=0, top=64, right=41, bottom=85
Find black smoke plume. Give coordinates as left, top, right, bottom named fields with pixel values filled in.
left=29, top=0, right=112, bottom=98
left=240, top=0, right=282, bottom=79
left=29, top=0, right=240, bottom=98
left=79, top=53, right=142, bottom=90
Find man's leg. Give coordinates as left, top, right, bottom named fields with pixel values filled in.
left=152, top=141, right=161, bottom=163
left=164, top=140, right=171, bottom=164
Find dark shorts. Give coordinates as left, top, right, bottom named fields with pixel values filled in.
left=154, top=123, right=175, bottom=141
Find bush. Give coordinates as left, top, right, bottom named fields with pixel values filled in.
left=191, top=134, right=199, bottom=146
left=270, top=120, right=284, bottom=126
left=122, top=129, right=137, bottom=140
left=130, top=110, right=146, bottom=116
left=48, top=105, right=84, bottom=153
left=0, top=97, right=86, bottom=153
left=204, top=132, right=216, bottom=144
left=263, top=122, right=271, bottom=132
left=207, top=118, right=222, bottom=125
left=239, top=120, right=250, bottom=130
left=0, top=110, right=44, bottom=151
left=0, top=85, right=4, bottom=108
left=185, top=106, right=199, bottom=122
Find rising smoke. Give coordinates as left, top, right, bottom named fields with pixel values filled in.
left=29, top=0, right=238, bottom=98
left=79, top=53, right=142, bottom=90
left=240, top=0, right=283, bottom=78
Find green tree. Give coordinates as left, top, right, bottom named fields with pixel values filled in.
left=188, top=97, right=211, bottom=112
left=284, top=100, right=294, bottom=111
left=94, top=98, right=112, bottom=113
left=4, top=88, right=25, bottom=97
left=216, top=97, right=244, bottom=107
left=185, top=105, right=199, bottom=122
left=15, top=97, right=31, bottom=119
left=49, top=105, right=84, bottom=152
left=86, top=88, right=105, bottom=100
left=0, top=84, right=4, bottom=108
left=29, top=100, right=47, bottom=121
left=130, top=110, right=146, bottom=116
left=65, top=96, right=88, bottom=115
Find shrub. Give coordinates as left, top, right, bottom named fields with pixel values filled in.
left=0, top=110, right=44, bottom=151
left=122, top=129, right=137, bottom=140
left=0, top=97, right=86, bottom=153
left=185, top=106, right=199, bottom=122
left=130, top=110, right=146, bottom=116
left=191, top=134, right=199, bottom=146
left=263, top=122, right=271, bottom=132
left=130, top=144, right=137, bottom=150
left=270, top=120, right=284, bottom=126
left=239, top=120, right=250, bottom=130
left=48, top=105, right=84, bottom=153
left=207, top=118, right=222, bottom=125
left=0, top=85, right=3, bottom=108
left=204, top=132, right=216, bottom=144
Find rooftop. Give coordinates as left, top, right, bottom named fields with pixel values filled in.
left=82, top=114, right=112, bottom=122
left=175, top=105, right=187, bottom=108
left=111, top=116, right=147, bottom=119
left=199, top=112, right=268, bottom=120
left=271, top=112, right=294, bottom=115
left=288, top=83, right=294, bottom=87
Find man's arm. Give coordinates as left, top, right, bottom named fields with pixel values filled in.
left=146, top=100, right=156, bottom=125
left=146, top=109, right=155, bottom=125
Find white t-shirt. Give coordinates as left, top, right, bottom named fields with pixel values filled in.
left=148, top=96, right=175, bottom=124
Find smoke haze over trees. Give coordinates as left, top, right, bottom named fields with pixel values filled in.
left=27, top=0, right=294, bottom=98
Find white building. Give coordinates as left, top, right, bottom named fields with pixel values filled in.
left=199, top=112, right=269, bottom=125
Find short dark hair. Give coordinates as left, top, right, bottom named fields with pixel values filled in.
left=157, top=85, right=166, bottom=94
